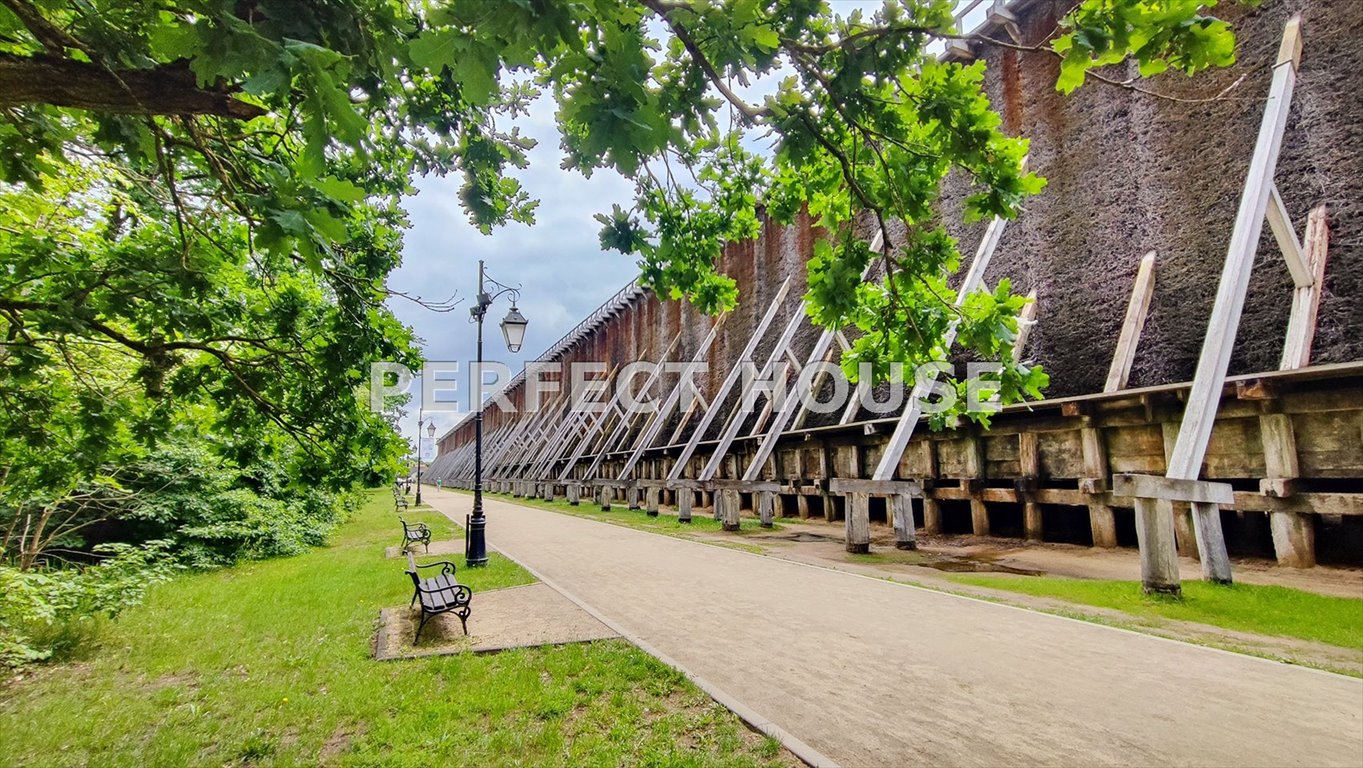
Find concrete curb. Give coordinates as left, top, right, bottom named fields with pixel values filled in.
left=485, top=536, right=840, bottom=768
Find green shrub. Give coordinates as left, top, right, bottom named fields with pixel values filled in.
left=0, top=541, right=179, bottom=667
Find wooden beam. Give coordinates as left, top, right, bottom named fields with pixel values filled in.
left=872, top=213, right=1010, bottom=480
left=1104, top=251, right=1157, bottom=392
left=1113, top=474, right=1235, bottom=505
left=1280, top=204, right=1330, bottom=370
left=1266, top=186, right=1311, bottom=288
left=1011, top=290, right=1039, bottom=360
left=1153, top=15, right=1303, bottom=589
left=667, top=278, right=794, bottom=481
left=698, top=301, right=806, bottom=481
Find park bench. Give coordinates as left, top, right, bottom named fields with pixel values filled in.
left=405, top=551, right=472, bottom=643
left=393, top=484, right=409, bottom=512
left=398, top=517, right=431, bottom=552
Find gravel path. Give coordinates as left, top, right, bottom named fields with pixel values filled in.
left=425, top=489, right=1363, bottom=768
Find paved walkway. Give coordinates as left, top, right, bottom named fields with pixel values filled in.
left=425, top=489, right=1363, bottom=767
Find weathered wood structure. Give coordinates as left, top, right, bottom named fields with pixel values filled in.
left=427, top=0, right=1362, bottom=572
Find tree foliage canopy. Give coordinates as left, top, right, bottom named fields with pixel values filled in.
left=0, top=0, right=1250, bottom=565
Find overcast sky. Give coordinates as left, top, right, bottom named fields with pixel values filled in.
left=387, top=1, right=982, bottom=452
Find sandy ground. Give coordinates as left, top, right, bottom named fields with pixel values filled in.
left=424, top=489, right=1363, bottom=768
left=375, top=582, right=618, bottom=660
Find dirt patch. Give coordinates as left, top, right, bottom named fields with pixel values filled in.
left=318, top=721, right=366, bottom=764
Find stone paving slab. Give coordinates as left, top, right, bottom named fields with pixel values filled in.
left=424, top=488, right=1363, bottom=768
left=373, top=583, right=619, bottom=660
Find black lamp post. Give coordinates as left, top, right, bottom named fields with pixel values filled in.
left=415, top=418, right=435, bottom=506
left=467, top=259, right=528, bottom=567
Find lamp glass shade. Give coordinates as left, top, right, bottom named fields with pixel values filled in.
left=426, top=422, right=436, bottom=438
left=500, top=306, right=528, bottom=353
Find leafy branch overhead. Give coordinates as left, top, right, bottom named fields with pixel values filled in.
left=0, top=0, right=1253, bottom=459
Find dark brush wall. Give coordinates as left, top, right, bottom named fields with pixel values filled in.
left=439, top=0, right=1361, bottom=451
left=942, top=0, right=1361, bottom=396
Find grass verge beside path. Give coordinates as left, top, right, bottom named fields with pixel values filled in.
left=949, top=575, right=1363, bottom=652
left=0, top=489, right=789, bottom=767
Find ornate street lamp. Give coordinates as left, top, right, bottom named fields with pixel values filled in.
left=415, top=416, right=436, bottom=506
left=467, top=259, right=527, bottom=567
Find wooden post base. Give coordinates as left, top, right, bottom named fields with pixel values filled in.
left=719, top=489, right=741, bottom=532
left=1270, top=509, right=1315, bottom=568
left=677, top=490, right=693, bottom=523
left=758, top=491, right=775, bottom=528
left=1135, top=498, right=1182, bottom=596
left=892, top=493, right=917, bottom=550
left=846, top=492, right=870, bottom=554
left=1089, top=504, right=1118, bottom=548
left=566, top=483, right=580, bottom=505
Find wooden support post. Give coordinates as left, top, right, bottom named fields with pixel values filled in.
left=796, top=494, right=810, bottom=520
left=1270, top=511, right=1316, bottom=569
left=668, top=279, right=793, bottom=483
left=677, top=490, right=693, bottom=523
left=597, top=485, right=611, bottom=511
left=923, top=494, right=942, bottom=535
left=846, top=492, right=871, bottom=554
left=964, top=436, right=989, bottom=537
left=758, top=491, right=775, bottom=528
left=1151, top=16, right=1303, bottom=590
left=1259, top=412, right=1314, bottom=567
left=1018, top=433, right=1043, bottom=541
left=892, top=493, right=917, bottom=550
left=719, top=489, right=742, bottom=532
left=1160, top=422, right=1198, bottom=558
left=1135, top=498, right=1182, bottom=595
left=542, top=483, right=553, bottom=502
left=969, top=494, right=990, bottom=537
left=1011, top=290, right=1038, bottom=360
left=1081, top=426, right=1117, bottom=548
left=1280, top=205, right=1330, bottom=370
left=1104, top=252, right=1158, bottom=392
left=1190, top=501, right=1233, bottom=584
left=627, top=485, right=640, bottom=511
left=645, top=486, right=660, bottom=517
left=566, top=482, right=580, bottom=506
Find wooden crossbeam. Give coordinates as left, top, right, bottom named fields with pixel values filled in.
left=1267, top=185, right=1312, bottom=288
left=1113, top=474, right=1234, bottom=505
left=1280, top=204, right=1330, bottom=370
left=551, top=362, right=623, bottom=481
left=1104, top=252, right=1157, bottom=392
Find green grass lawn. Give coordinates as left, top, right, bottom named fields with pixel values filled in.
left=0, top=491, right=787, bottom=767
left=949, top=575, right=1363, bottom=652
left=484, top=490, right=780, bottom=537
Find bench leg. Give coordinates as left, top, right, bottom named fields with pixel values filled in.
left=458, top=609, right=470, bottom=636
left=414, top=612, right=432, bottom=644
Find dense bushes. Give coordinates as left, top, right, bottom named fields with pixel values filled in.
left=0, top=542, right=179, bottom=667
left=122, top=445, right=360, bottom=568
